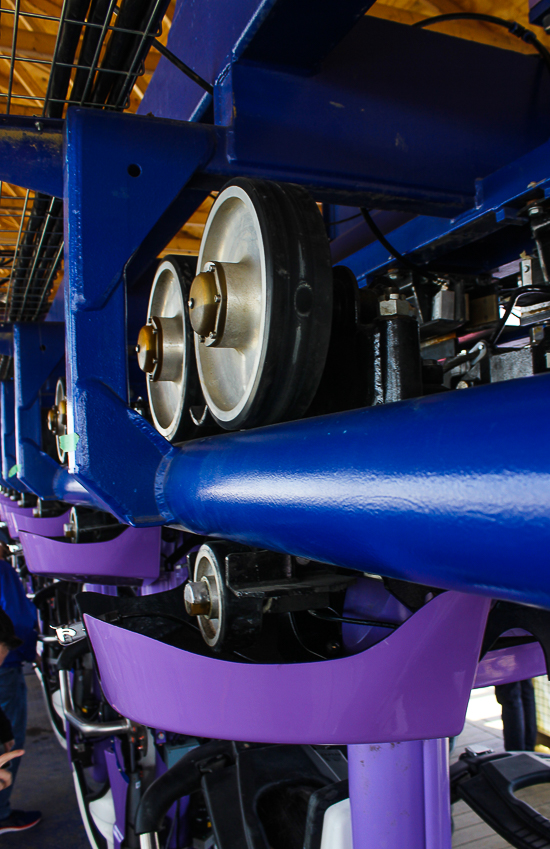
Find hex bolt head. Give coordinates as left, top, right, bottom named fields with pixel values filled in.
left=184, top=580, right=212, bottom=616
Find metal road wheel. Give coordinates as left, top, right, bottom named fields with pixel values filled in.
left=137, top=257, right=203, bottom=442
left=189, top=178, right=333, bottom=430
left=191, top=543, right=226, bottom=649
left=47, top=377, right=68, bottom=464
left=186, top=542, right=261, bottom=650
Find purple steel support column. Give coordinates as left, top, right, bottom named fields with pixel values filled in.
left=348, top=738, right=450, bottom=849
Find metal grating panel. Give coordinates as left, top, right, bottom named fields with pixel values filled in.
left=0, top=0, right=171, bottom=323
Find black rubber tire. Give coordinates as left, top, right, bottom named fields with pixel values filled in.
left=201, top=178, right=333, bottom=430
left=148, top=255, right=208, bottom=443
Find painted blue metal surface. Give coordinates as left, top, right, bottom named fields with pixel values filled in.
left=0, top=4, right=549, bottom=605
left=0, top=382, right=27, bottom=493
left=63, top=108, right=214, bottom=523
left=160, top=374, right=550, bottom=608
left=12, top=323, right=94, bottom=505
left=530, top=0, right=550, bottom=26
left=13, top=323, right=64, bottom=497
left=0, top=116, right=63, bottom=198
left=139, top=0, right=375, bottom=123
left=214, top=17, right=550, bottom=216
left=343, top=128, right=550, bottom=282
left=55, top=80, right=550, bottom=542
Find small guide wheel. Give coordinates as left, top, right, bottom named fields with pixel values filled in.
left=47, top=377, right=68, bottom=464
left=184, top=542, right=262, bottom=650
left=189, top=178, right=333, bottom=430
left=136, top=257, right=203, bottom=442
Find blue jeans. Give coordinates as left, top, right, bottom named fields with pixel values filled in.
left=495, top=679, right=537, bottom=752
left=0, top=666, right=27, bottom=819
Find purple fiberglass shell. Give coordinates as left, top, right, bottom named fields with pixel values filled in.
left=3, top=505, right=35, bottom=539
left=474, top=641, right=545, bottom=687
left=85, top=591, right=490, bottom=744
left=20, top=526, right=161, bottom=584
left=14, top=510, right=71, bottom=538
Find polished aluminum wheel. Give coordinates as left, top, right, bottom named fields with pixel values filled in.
left=137, top=258, right=203, bottom=443
left=190, top=178, right=333, bottom=430
left=47, top=377, right=68, bottom=464
left=192, top=544, right=224, bottom=648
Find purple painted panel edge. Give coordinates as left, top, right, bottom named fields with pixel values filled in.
left=14, top=510, right=71, bottom=538
left=20, top=526, right=161, bottom=582
left=474, top=641, right=546, bottom=688
left=86, top=591, right=490, bottom=744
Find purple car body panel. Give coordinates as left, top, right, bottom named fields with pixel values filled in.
left=19, top=526, right=162, bottom=583
left=474, top=641, right=546, bottom=687
left=4, top=505, right=34, bottom=539
left=85, top=591, right=490, bottom=744
left=14, top=510, right=71, bottom=538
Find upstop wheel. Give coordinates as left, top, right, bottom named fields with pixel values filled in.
left=136, top=257, right=203, bottom=442
left=188, top=178, right=333, bottom=430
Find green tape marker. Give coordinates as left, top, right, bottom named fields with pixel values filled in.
left=59, top=433, right=79, bottom=452
left=8, top=464, right=21, bottom=478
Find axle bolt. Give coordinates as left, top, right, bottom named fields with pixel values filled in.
left=188, top=271, right=219, bottom=337
left=184, top=580, right=211, bottom=616
left=136, top=322, right=158, bottom=374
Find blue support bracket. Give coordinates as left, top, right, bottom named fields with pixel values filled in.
left=0, top=381, right=28, bottom=493
left=64, top=108, right=215, bottom=523
left=13, top=323, right=99, bottom=505
left=0, top=116, right=63, bottom=198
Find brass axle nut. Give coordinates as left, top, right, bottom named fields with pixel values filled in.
left=63, top=522, right=76, bottom=541
left=188, top=271, right=221, bottom=338
left=47, top=406, right=58, bottom=434
left=136, top=322, right=158, bottom=374
left=48, top=398, right=67, bottom=436
left=184, top=580, right=212, bottom=616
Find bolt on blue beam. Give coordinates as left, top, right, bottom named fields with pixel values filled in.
left=0, top=382, right=28, bottom=493
left=160, top=373, right=550, bottom=610
left=0, top=116, right=63, bottom=198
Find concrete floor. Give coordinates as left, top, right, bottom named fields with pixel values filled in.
left=0, top=667, right=88, bottom=848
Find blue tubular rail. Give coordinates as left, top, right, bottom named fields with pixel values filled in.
left=160, top=373, right=550, bottom=609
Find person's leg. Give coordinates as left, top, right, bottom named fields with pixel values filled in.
left=520, top=679, right=538, bottom=751
left=0, top=666, right=26, bottom=820
left=495, top=682, right=525, bottom=750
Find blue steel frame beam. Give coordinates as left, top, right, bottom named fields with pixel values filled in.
left=0, top=382, right=28, bottom=493
left=211, top=17, right=550, bottom=217
left=0, top=116, right=63, bottom=198
left=139, top=0, right=377, bottom=123
left=54, top=104, right=550, bottom=609
left=343, top=130, right=550, bottom=284
left=12, top=324, right=96, bottom=505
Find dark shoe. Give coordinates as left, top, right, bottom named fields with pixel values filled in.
left=0, top=809, right=41, bottom=833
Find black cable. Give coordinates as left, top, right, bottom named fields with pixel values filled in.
left=308, top=608, right=399, bottom=630
left=413, top=13, right=550, bottom=77
left=152, top=39, right=213, bottom=95
left=491, top=286, right=550, bottom=345
left=360, top=208, right=438, bottom=281
left=288, top=612, right=328, bottom=660
left=118, top=612, right=200, bottom=630
left=330, top=212, right=362, bottom=227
